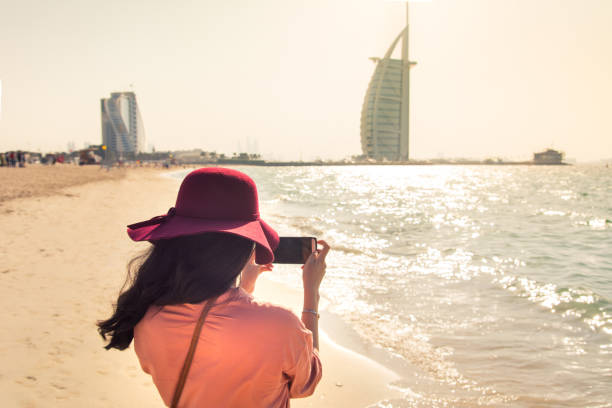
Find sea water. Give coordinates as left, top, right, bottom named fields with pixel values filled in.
left=177, top=165, right=612, bottom=407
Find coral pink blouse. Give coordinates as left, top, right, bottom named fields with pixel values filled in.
left=134, top=287, right=322, bottom=407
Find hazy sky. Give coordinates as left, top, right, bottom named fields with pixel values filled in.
left=0, top=0, right=611, bottom=161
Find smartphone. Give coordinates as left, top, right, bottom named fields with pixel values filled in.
left=272, top=237, right=317, bottom=264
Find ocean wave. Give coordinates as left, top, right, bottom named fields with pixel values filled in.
left=496, top=275, right=612, bottom=334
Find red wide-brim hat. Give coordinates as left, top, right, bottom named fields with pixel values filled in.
left=127, top=167, right=279, bottom=264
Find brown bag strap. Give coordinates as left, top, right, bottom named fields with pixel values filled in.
left=170, top=296, right=218, bottom=408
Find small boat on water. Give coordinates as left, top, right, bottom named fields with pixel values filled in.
left=533, top=149, right=567, bottom=165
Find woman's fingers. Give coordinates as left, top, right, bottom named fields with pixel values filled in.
left=301, top=239, right=329, bottom=293
left=316, top=240, right=330, bottom=261
left=259, top=263, right=273, bottom=273
left=304, top=251, right=317, bottom=265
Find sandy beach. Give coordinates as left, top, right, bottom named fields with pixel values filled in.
left=0, top=165, right=400, bottom=407
left=0, top=165, right=127, bottom=205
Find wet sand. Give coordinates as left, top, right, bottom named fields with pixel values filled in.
left=0, top=166, right=399, bottom=407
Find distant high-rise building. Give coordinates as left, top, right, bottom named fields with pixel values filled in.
left=361, top=4, right=417, bottom=161
left=101, top=92, right=145, bottom=155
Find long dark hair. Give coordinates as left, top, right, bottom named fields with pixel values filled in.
left=97, top=232, right=254, bottom=350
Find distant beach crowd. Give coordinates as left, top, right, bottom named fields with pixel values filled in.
left=1, top=151, right=27, bottom=167
left=0, top=151, right=69, bottom=167
left=0, top=150, right=187, bottom=169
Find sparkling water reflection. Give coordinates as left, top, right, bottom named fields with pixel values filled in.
left=179, top=165, right=612, bottom=406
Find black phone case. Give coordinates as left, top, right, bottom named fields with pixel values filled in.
left=272, top=237, right=316, bottom=264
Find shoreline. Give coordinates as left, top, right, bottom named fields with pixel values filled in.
left=254, top=276, right=403, bottom=407
left=0, top=166, right=403, bottom=407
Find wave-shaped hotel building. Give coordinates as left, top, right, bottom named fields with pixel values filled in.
left=361, top=5, right=416, bottom=161
left=100, top=92, right=145, bottom=157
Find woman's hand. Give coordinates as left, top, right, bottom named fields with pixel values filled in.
left=301, top=240, right=330, bottom=350
left=239, top=255, right=273, bottom=294
left=302, top=240, right=330, bottom=306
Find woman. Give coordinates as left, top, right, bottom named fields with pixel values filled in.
left=98, top=167, right=328, bottom=407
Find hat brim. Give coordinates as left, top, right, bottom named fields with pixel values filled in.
left=127, top=215, right=279, bottom=264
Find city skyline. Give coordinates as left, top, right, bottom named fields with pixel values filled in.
left=0, top=0, right=611, bottom=162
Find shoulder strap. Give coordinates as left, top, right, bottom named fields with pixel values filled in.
left=170, top=296, right=219, bottom=408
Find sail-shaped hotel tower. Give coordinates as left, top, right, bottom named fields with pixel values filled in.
left=101, top=92, right=145, bottom=157
left=361, top=5, right=416, bottom=161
